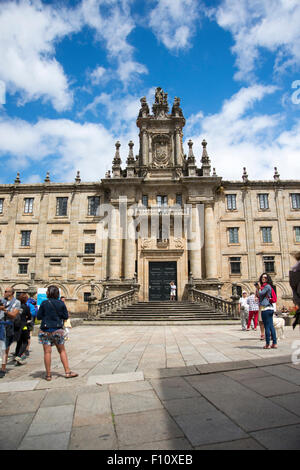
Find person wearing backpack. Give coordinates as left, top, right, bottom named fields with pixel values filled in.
left=258, top=273, right=277, bottom=349
left=0, top=287, right=21, bottom=378
left=289, top=252, right=300, bottom=329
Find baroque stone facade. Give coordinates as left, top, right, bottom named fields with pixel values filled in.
left=0, top=89, right=299, bottom=314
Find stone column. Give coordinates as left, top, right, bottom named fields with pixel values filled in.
left=188, top=204, right=202, bottom=279
left=108, top=205, right=120, bottom=280
left=124, top=208, right=136, bottom=279
left=175, top=128, right=181, bottom=166
left=142, top=130, right=148, bottom=166
left=204, top=202, right=218, bottom=279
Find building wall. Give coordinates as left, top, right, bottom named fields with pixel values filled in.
left=0, top=179, right=299, bottom=313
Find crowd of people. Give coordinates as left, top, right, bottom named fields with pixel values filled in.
left=0, top=285, right=77, bottom=381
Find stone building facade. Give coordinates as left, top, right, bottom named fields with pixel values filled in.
left=0, top=88, right=299, bottom=314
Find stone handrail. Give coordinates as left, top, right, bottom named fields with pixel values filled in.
left=87, top=288, right=138, bottom=319
left=190, top=288, right=239, bottom=318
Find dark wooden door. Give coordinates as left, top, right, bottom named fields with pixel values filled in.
left=149, top=262, right=177, bottom=301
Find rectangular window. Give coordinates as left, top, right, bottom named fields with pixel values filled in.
left=230, top=257, right=241, bottom=274
left=261, top=227, right=272, bottom=243
left=21, top=230, right=31, bottom=247
left=84, top=292, right=91, bottom=302
left=228, top=227, right=239, bottom=244
left=24, top=198, right=34, bottom=214
left=176, top=194, right=182, bottom=206
left=226, top=194, right=237, bottom=210
left=50, top=258, right=62, bottom=265
left=157, top=195, right=168, bottom=206
left=88, top=196, right=100, bottom=216
left=291, top=193, right=300, bottom=209
left=263, top=256, right=275, bottom=274
left=56, top=197, right=68, bottom=216
left=0, top=199, right=3, bottom=214
left=142, top=195, right=148, bottom=207
left=295, top=227, right=300, bottom=243
left=259, top=194, right=269, bottom=210
left=18, top=258, right=29, bottom=274
left=84, top=243, right=95, bottom=254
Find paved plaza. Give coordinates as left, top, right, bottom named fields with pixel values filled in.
left=1, top=323, right=300, bottom=450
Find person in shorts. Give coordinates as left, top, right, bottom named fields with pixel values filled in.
left=37, top=285, right=78, bottom=381
left=170, top=281, right=177, bottom=301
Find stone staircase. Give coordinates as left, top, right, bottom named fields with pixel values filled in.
left=96, top=301, right=233, bottom=322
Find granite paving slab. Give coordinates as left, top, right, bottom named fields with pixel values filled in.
left=87, top=371, right=144, bottom=386
left=115, top=409, right=184, bottom=447
left=270, top=392, right=300, bottom=417
left=25, top=404, right=74, bottom=436
left=0, top=380, right=39, bottom=393
left=150, top=376, right=199, bottom=401
left=195, top=437, right=265, bottom=450
left=186, top=373, right=300, bottom=431
left=18, top=431, right=70, bottom=450
left=73, top=391, right=111, bottom=427
left=0, top=413, right=34, bottom=450
left=111, top=389, right=163, bottom=415
left=250, top=424, right=300, bottom=450
left=69, top=419, right=117, bottom=450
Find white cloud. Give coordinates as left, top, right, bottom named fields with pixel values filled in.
left=149, top=0, right=201, bottom=50
left=185, top=84, right=300, bottom=180
left=89, top=66, right=107, bottom=85
left=214, top=0, right=300, bottom=80
left=0, top=0, right=81, bottom=111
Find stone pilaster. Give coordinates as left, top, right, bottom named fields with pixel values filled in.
left=189, top=204, right=202, bottom=279
left=124, top=208, right=136, bottom=279
left=107, top=205, right=121, bottom=280
left=204, top=202, right=218, bottom=279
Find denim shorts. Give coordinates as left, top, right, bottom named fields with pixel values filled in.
left=38, top=329, right=66, bottom=346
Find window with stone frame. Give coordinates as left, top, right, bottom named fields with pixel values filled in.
left=261, top=226, right=272, bottom=243
left=84, top=243, right=95, bottom=254
left=84, top=292, right=91, bottom=302
left=88, top=196, right=100, bottom=216
left=291, top=193, right=300, bottom=210
left=0, top=199, right=4, bottom=214
left=21, top=230, right=31, bottom=247
left=24, top=198, right=34, bottom=214
left=230, top=257, right=241, bottom=274
left=142, top=195, right=148, bottom=207
left=228, top=227, right=239, bottom=244
left=56, top=197, right=68, bottom=216
left=295, top=227, right=300, bottom=243
left=258, top=193, right=269, bottom=210
left=18, top=258, right=29, bottom=274
left=176, top=194, right=182, bottom=206
left=263, top=256, right=275, bottom=274
left=226, top=194, right=237, bottom=210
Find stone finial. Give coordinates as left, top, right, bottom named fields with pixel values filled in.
left=14, top=172, right=21, bottom=184
left=127, top=141, right=135, bottom=165
left=152, top=87, right=169, bottom=117
left=113, top=141, right=121, bottom=165
left=274, top=167, right=280, bottom=181
left=212, top=168, right=217, bottom=176
left=242, top=167, right=249, bottom=183
left=44, top=172, right=50, bottom=183
left=201, top=139, right=211, bottom=176
left=187, top=139, right=195, bottom=163
left=75, top=170, right=81, bottom=183
left=112, top=141, right=122, bottom=178
left=105, top=170, right=111, bottom=178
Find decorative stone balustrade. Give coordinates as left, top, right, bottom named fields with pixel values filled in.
left=190, top=287, right=239, bottom=318
left=87, top=288, right=138, bottom=319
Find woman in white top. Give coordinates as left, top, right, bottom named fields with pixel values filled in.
left=170, top=281, right=176, bottom=301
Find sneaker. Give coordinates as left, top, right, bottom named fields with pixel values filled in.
left=0, top=370, right=6, bottom=378
left=24, top=351, right=30, bottom=357
left=15, top=355, right=26, bottom=365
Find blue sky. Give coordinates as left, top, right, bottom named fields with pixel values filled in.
left=0, top=0, right=300, bottom=184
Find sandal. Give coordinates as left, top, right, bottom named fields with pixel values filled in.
left=260, top=335, right=265, bottom=340
left=65, top=371, right=78, bottom=379
left=271, top=344, right=278, bottom=349
left=263, top=345, right=271, bottom=349
left=45, top=375, right=52, bottom=381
